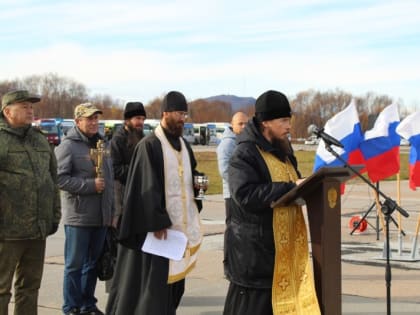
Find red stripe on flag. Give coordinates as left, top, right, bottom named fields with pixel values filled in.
left=409, top=161, right=420, bottom=190
left=364, top=147, right=400, bottom=183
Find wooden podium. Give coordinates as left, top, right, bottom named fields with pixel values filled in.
left=272, top=166, right=356, bottom=315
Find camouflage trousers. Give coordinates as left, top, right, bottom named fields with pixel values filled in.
left=0, top=239, right=46, bottom=315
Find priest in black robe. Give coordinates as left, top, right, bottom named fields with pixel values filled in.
left=106, top=91, right=204, bottom=315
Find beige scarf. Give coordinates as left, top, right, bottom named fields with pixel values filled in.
left=154, top=125, right=202, bottom=283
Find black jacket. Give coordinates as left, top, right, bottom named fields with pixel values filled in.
left=110, top=126, right=139, bottom=184
left=225, top=117, right=300, bottom=288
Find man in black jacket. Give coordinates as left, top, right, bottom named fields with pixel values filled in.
left=223, top=90, right=321, bottom=315
left=110, top=102, right=146, bottom=228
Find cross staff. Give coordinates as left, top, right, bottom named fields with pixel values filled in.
left=90, top=139, right=110, bottom=178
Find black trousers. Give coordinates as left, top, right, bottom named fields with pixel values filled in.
left=223, top=282, right=273, bottom=315
left=223, top=198, right=233, bottom=277
left=106, top=245, right=185, bottom=315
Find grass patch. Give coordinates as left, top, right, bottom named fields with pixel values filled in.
left=195, top=149, right=409, bottom=195
left=195, top=151, right=221, bottom=195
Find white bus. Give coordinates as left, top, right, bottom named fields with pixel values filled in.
left=183, top=123, right=195, bottom=144
left=206, top=124, right=219, bottom=145
left=206, top=122, right=230, bottom=144
left=193, top=123, right=208, bottom=145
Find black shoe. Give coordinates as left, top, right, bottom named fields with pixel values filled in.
left=65, top=308, right=80, bottom=315
left=80, top=308, right=104, bottom=315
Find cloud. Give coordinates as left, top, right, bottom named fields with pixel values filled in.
left=1, top=0, right=420, bottom=106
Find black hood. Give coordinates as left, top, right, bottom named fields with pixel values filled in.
left=237, top=117, right=276, bottom=152
left=237, top=117, right=300, bottom=176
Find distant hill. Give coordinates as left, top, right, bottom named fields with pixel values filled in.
left=203, top=95, right=256, bottom=111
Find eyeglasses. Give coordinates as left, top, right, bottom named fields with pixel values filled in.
left=174, top=111, right=188, bottom=118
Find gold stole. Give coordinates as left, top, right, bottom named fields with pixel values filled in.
left=258, top=148, right=321, bottom=315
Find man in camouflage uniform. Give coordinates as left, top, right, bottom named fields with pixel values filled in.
left=0, top=90, right=61, bottom=315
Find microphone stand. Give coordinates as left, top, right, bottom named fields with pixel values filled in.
left=322, top=141, right=409, bottom=315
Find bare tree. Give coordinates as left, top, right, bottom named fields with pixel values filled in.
left=90, top=94, right=124, bottom=119
left=145, top=97, right=163, bottom=119
left=189, top=99, right=232, bottom=122
left=0, top=74, right=409, bottom=132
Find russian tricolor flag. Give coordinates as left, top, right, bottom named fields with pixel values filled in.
left=359, top=103, right=400, bottom=183
left=396, top=111, right=420, bottom=190
left=313, top=100, right=364, bottom=172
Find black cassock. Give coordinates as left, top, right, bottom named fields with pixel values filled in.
left=106, top=132, right=202, bottom=315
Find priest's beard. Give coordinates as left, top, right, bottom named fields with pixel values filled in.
left=126, top=123, right=144, bottom=148
left=271, top=136, right=292, bottom=160
left=164, top=115, right=184, bottom=138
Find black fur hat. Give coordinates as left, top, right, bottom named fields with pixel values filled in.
left=124, top=102, right=146, bottom=119
left=161, top=91, right=188, bottom=113
left=255, top=90, right=291, bottom=121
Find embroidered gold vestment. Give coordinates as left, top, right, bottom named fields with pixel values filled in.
left=258, top=148, right=321, bottom=315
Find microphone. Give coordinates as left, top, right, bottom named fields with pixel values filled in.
left=307, top=124, right=344, bottom=148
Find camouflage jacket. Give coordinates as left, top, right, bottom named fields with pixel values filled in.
left=0, top=116, right=61, bottom=240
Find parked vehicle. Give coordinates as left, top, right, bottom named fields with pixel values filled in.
left=304, top=135, right=320, bottom=145
left=57, top=119, right=75, bottom=138
left=193, top=123, right=209, bottom=145
left=33, top=119, right=60, bottom=146
left=183, top=123, right=195, bottom=144
left=101, top=119, right=123, bottom=140
left=143, top=123, right=153, bottom=136
left=206, top=123, right=219, bottom=145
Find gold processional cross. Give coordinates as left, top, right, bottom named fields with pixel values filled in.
left=89, top=139, right=110, bottom=179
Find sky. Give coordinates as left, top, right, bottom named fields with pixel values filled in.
left=1, top=0, right=420, bottom=109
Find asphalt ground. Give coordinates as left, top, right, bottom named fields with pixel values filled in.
left=7, top=179, right=420, bottom=315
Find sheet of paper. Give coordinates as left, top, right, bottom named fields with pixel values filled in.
left=141, top=229, right=188, bottom=261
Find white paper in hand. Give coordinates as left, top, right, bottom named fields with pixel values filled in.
left=141, top=229, right=188, bottom=261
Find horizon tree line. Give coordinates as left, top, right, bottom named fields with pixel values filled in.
left=0, top=73, right=414, bottom=140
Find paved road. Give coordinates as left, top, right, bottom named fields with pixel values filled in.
left=8, top=180, right=420, bottom=314
left=192, top=143, right=411, bottom=154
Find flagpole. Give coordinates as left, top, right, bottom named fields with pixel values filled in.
left=397, top=173, right=402, bottom=232
left=373, top=184, right=386, bottom=240
left=397, top=173, right=403, bottom=255
left=322, top=140, right=409, bottom=315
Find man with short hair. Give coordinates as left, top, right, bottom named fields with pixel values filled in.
left=55, top=103, right=114, bottom=315
left=0, top=90, right=61, bottom=315
left=106, top=91, right=204, bottom=315
left=110, top=102, right=146, bottom=229
left=216, top=111, right=248, bottom=276
left=217, top=111, right=249, bottom=218
left=223, top=90, right=320, bottom=315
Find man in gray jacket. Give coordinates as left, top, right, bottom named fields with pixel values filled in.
left=55, top=103, right=114, bottom=315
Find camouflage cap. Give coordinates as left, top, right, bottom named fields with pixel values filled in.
left=74, top=103, right=103, bottom=119
left=1, top=90, right=41, bottom=111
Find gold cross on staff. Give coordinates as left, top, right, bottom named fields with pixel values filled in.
left=90, top=139, right=110, bottom=178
